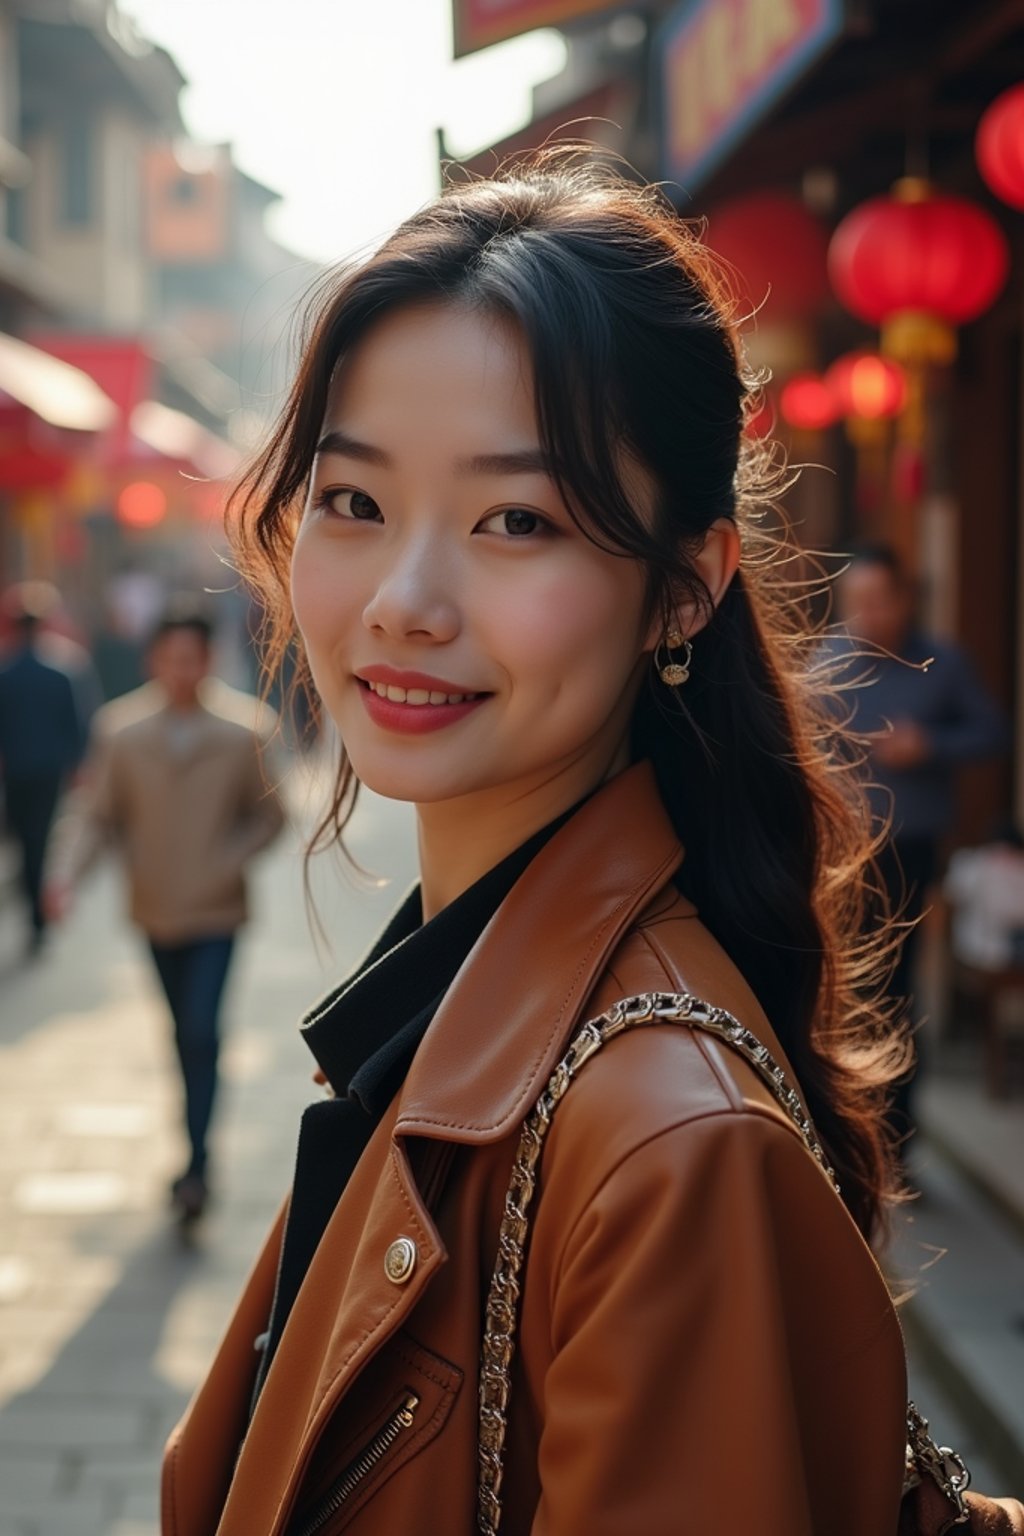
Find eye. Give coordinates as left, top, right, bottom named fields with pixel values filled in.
left=477, top=507, right=550, bottom=539
left=313, top=488, right=383, bottom=522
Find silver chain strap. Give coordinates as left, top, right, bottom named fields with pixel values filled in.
left=477, top=990, right=971, bottom=1535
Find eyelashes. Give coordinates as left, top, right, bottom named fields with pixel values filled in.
left=311, top=488, right=382, bottom=522
left=310, top=488, right=557, bottom=541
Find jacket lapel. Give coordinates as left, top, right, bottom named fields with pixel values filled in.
left=395, top=759, right=684, bottom=1144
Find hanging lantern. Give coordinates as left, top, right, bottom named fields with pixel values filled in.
left=706, top=192, right=831, bottom=321
left=976, top=84, right=1024, bottom=211
left=779, top=373, right=838, bottom=432
left=828, top=178, right=1010, bottom=366
left=707, top=193, right=829, bottom=384
left=117, top=480, right=167, bottom=529
left=825, top=351, right=907, bottom=421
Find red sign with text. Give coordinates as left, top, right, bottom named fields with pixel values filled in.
left=453, top=0, right=618, bottom=55
left=657, top=0, right=844, bottom=190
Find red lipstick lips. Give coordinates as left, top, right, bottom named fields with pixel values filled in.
left=355, top=666, right=489, bottom=735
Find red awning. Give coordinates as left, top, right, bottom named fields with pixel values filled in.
left=0, top=331, right=117, bottom=432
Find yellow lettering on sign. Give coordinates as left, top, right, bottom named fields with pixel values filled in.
left=673, top=41, right=705, bottom=157
left=741, top=0, right=803, bottom=79
left=668, top=0, right=814, bottom=169
left=703, top=6, right=738, bottom=116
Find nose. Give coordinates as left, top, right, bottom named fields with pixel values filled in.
left=362, top=530, right=461, bottom=644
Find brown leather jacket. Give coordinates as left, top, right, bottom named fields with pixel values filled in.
left=162, top=762, right=909, bottom=1536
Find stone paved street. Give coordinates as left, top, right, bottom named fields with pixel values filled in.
left=0, top=761, right=416, bottom=1536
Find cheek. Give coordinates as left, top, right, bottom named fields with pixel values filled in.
left=290, top=529, right=355, bottom=661
left=482, top=552, right=647, bottom=698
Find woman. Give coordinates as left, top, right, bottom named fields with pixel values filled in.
left=162, top=153, right=1021, bottom=1535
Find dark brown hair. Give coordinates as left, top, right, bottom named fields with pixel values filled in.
left=231, top=148, right=905, bottom=1239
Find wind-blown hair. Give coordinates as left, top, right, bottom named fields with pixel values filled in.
left=230, top=148, right=906, bottom=1239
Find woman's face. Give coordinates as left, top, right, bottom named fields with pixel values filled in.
left=291, top=301, right=656, bottom=808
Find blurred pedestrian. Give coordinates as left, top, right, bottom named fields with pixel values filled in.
left=0, top=585, right=90, bottom=955
left=50, top=598, right=285, bottom=1222
left=827, top=544, right=1007, bottom=1149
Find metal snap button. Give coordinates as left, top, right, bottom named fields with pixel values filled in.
left=384, top=1236, right=417, bottom=1285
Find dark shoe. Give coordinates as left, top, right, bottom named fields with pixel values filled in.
left=170, top=1173, right=209, bottom=1223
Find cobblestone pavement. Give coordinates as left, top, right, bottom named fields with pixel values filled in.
left=0, top=766, right=416, bottom=1536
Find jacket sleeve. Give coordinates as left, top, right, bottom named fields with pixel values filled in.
left=224, top=733, right=285, bottom=870
left=531, top=1108, right=906, bottom=1536
left=47, top=727, right=122, bottom=886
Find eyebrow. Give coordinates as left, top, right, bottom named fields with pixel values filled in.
left=315, top=429, right=555, bottom=479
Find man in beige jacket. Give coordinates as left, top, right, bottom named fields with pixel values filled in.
left=53, top=600, right=285, bottom=1221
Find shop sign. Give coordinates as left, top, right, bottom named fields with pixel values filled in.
left=453, top=0, right=619, bottom=56
left=656, top=0, right=845, bottom=190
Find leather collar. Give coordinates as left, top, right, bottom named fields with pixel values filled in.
left=395, top=759, right=686, bottom=1146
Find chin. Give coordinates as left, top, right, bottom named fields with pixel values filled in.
left=340, top=733, right=507, bottom=807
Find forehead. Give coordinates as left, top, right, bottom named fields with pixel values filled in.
left=325, top=302, right=536, bottom=440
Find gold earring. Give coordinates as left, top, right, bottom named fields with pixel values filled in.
left=657, top=634, right=692, bottom=687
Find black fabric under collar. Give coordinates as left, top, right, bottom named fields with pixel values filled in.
left=300, top=814, right=572, bottom=1112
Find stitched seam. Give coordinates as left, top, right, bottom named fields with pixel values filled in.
left=388, top=1144, right=431, bottom=1246
left=395, top=1351, right=461, bottom=1392
left=400, top=845, right=680, bottom=1134
left=307, top=1148, right=433, bottom=1425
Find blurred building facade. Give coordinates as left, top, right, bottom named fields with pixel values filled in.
left=0, top=0, right=315, bottom=635
left=447, top=0, right=1024, bottom=837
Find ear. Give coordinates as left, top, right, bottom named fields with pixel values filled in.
left=643, top=518, right=741, bottom=651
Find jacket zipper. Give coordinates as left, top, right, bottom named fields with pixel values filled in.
left=290, top=1393, right=420, bottom=1536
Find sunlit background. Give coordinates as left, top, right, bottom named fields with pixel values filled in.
left=125, top=0, right=567, bottom=263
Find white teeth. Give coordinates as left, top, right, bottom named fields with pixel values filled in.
left=367, top=681, right=478, bottom=706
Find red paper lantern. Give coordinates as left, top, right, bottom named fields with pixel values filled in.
left=779, top=374, right=838, bottom=432
left=117, top=480, right=167, bottom=528
left=706, top=192, right=830, bottom=322
left=825, top=351, right=907, bottom=420
left=829, top=179, right=1009, bottom=363
left=977, top=84, right=1024, bottom=211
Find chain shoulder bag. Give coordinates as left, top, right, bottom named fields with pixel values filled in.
left=478, top=991, right=976, bottom=1536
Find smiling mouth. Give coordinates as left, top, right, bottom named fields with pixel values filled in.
left=358, top=679, right=484, bottom=707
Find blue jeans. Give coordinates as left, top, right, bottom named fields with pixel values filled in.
left=149, top=934, right=235, bottom=1179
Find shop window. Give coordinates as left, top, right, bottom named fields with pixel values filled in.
left=169, top=174, right=200, bottom=205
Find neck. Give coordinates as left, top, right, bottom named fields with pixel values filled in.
left=416, top=738, right=631, bottom=920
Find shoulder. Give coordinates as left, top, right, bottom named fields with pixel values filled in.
left=907, top=631, right=967, bottom=674
left=94, top=683, right=165, bottom=744
left=198, top=678, right=279, bottom=741
left=540, top=889, right=819, bottom=1215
